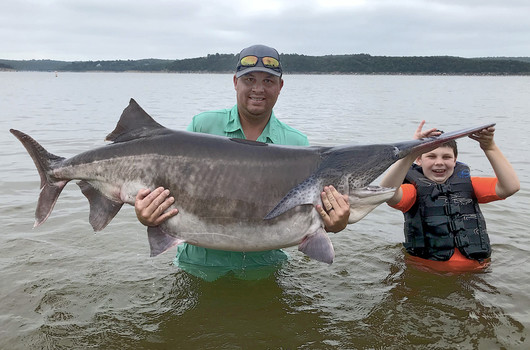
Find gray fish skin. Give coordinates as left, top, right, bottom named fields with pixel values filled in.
left=10, top=99, right=495, bottom=264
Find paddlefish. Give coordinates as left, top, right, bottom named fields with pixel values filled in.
left=10, top=99, right=494, bottom=264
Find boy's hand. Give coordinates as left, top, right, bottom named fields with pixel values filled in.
left=469, top=126, right=496, bottom=151
left=414, top=120, right=441, bottom=140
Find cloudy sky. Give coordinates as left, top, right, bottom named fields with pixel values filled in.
left=2, top=0, right=529, bottom=61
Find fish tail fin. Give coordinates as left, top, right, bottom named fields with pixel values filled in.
left=10, top=129, right=67, bottom=227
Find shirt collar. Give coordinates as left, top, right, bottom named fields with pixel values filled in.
left=226, top=105, right=281, bottom=144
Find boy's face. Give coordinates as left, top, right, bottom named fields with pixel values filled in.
left=416, top=146, right=457, bottom=184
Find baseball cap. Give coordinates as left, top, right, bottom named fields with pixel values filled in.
left=235, top=44, right=283, bottom=78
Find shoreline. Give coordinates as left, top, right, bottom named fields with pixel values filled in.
left=2, top=69, right=529, bottom=76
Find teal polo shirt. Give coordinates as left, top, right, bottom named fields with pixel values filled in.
left=186, top=104, right=309, bottom=145
left=174, top=105, right=309, bottom=281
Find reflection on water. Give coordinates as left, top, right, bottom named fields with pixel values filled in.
left=1, top=72, right=529, bottom=349
left=361, top=256, right=525, bottom=349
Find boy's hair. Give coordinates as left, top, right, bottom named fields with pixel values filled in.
left=438, top=130, right=458, bottom=158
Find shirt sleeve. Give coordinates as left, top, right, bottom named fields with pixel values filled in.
left=471, top=177, right=502, bottom=203
left=390, top=184, right=417, bottom=213
left=186, top=120, right=195, bottom=132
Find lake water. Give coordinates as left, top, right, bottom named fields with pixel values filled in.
left=1, top=72, right=529, bottom=349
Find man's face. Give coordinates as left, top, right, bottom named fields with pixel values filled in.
left=417, top=146, right=457, bottom=184
left=233, top=71, right=283, bottom=120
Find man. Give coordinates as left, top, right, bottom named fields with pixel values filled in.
left=135, top=45, right=350, bottom=280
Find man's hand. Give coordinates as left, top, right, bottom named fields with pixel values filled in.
left=135, top=187, right=179, bottom=226
left=316, top=185, right=350, bottom=233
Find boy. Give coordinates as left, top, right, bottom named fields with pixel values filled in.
left=380, top=121, right=520, bottom=272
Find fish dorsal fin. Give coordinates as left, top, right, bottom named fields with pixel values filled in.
left=105, top=98, right=170, bottom=143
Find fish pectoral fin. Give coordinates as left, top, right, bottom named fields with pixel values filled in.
left=264, top=176, right=321, bottom=220
left=298, top=228, right=335, bottom=264
left=147, top=226, right=183, bottom=257
left=77, top=181, right=123, bottom=231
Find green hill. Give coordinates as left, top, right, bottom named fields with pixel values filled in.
left=2, top=54, right=529, bottom=75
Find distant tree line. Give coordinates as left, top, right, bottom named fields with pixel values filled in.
left=166, top=53, right=238, bottom=72
left=61, top=59, right=172, bottom=72
left=2, top=54, right=530, bottom=75
left=280, top=54, right=530, bottom=74
left=0, top=59, right=66, bottom=71
left=0, top=62, right=13, bottom=70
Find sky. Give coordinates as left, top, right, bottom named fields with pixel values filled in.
left=2, top=0, right=530, bottom=61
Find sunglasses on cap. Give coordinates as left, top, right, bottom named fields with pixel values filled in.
left=238, top=55, right=281, bottom=71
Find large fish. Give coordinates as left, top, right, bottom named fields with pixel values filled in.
left=11, top=99, right=494, bottom=264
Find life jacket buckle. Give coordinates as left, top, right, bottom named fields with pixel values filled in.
left=444, top=204, right=461, bottom=216
left=449, top=219, right=465, bottom=232
left=454, top=234, right=470, bottom=247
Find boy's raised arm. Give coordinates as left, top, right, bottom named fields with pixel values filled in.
left=469, top=127, right=520, bottom=198
left=380, top=121, right=439, bottom=206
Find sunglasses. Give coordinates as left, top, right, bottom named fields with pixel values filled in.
left=238, top=55, right=281, bottom=70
